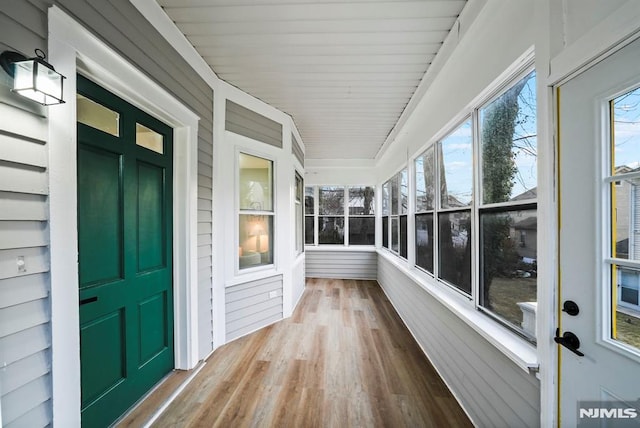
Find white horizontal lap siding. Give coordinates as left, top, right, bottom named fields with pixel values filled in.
left=0, top=9, right=52, bottom=424
left=305, top=250, right=377, bottom=280
left=377, top=256, right=540, bottom=427
left=225, top=275, right=284, bottom=341
left=198, top=122, right=214, bottom=359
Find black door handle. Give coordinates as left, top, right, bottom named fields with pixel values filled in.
left=554, top=328, right=584, bottom=356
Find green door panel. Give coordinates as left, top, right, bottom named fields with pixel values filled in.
left=80, top=308, right=126, bottom=407
left=138, top=291, right=169, bottom=366
left=77, top=75, right=174, bottom=428
left=77, top=145, right=123, bottom=287
left=137, top=161, right=165, bottom=271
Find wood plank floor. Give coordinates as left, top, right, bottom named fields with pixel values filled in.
left=151, top=278, right=472, bottom=427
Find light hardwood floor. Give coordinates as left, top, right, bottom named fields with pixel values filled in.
left=147, top=278, right=472, bottom=427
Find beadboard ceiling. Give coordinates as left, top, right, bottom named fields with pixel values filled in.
left=157, top=0, right=467, bottom=159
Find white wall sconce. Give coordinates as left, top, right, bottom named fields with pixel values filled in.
left=0, top=48, right=66, bottom=105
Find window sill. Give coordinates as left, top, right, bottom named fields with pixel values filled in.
left=377, top=249, right=539, bottom=374
left=226, top=268, right=281, bottom=288
left=305, top=245, right=377, bottom=252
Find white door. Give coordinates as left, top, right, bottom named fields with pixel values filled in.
left=558, top=37, right=640, bottom=426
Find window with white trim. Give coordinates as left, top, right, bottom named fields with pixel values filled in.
left=382, top=169, right=407, bottom=258
left=305, top=185, right=375, bottom=246
left=348, top=186, right=375, bottom=245
left=238, top=152, right=274, bottom=269
left=382, top=181, right=389, bottom=249
left=405, top=66, right=538, bottom=341
left=295, top=171, right=304, bottom=254
left=305, top=186, right=315, bottom=245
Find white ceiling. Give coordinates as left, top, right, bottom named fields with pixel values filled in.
left=157, top=0, right=467, bottom=160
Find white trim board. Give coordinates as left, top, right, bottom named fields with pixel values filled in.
left=48, top=6, right=200, bottom=426
left=548, top=0, right=640, bottom=85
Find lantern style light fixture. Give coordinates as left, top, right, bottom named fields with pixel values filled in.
left=0, top=48, right=66, bottom=105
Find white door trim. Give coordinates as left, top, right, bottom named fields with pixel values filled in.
left=47, top=6, right=200, bottom=426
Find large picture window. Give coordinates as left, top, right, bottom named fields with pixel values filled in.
left=238, top=153, right=274, bottom=269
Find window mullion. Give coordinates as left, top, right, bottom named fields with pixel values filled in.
left=472, top=108, right=481, bottom=308
left=344, top=186, right=349, bottom=246
left=434, top=142, right=440, bottom=280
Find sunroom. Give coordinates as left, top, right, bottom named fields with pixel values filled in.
left=1, top=1, right=640, bottom=427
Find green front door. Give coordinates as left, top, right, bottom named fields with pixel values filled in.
left=77, top=75, right=174, bottom=427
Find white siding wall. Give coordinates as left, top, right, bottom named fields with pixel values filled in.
left=226, top=275, right=284, bottom=341
left=0, top=80, right=52, bottom=428
left=306, top=249, right=377, bottom=280
left=378, top=256, right=540, bottom=427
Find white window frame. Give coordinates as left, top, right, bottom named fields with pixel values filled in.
left=347, top=185, right=376, bottom=246
left=294, top=171, right=304, bottom=255
left=236, top=149, right=276, bottom=274
left=304, top=185, right=317, bottom=246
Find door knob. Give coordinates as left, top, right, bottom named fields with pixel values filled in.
left=554, top=328, right=584, bottom=357
left=562, top=300, right=580, bottom=316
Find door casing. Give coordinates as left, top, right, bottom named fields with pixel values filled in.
left=48, top=6, right=200, bottom=426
